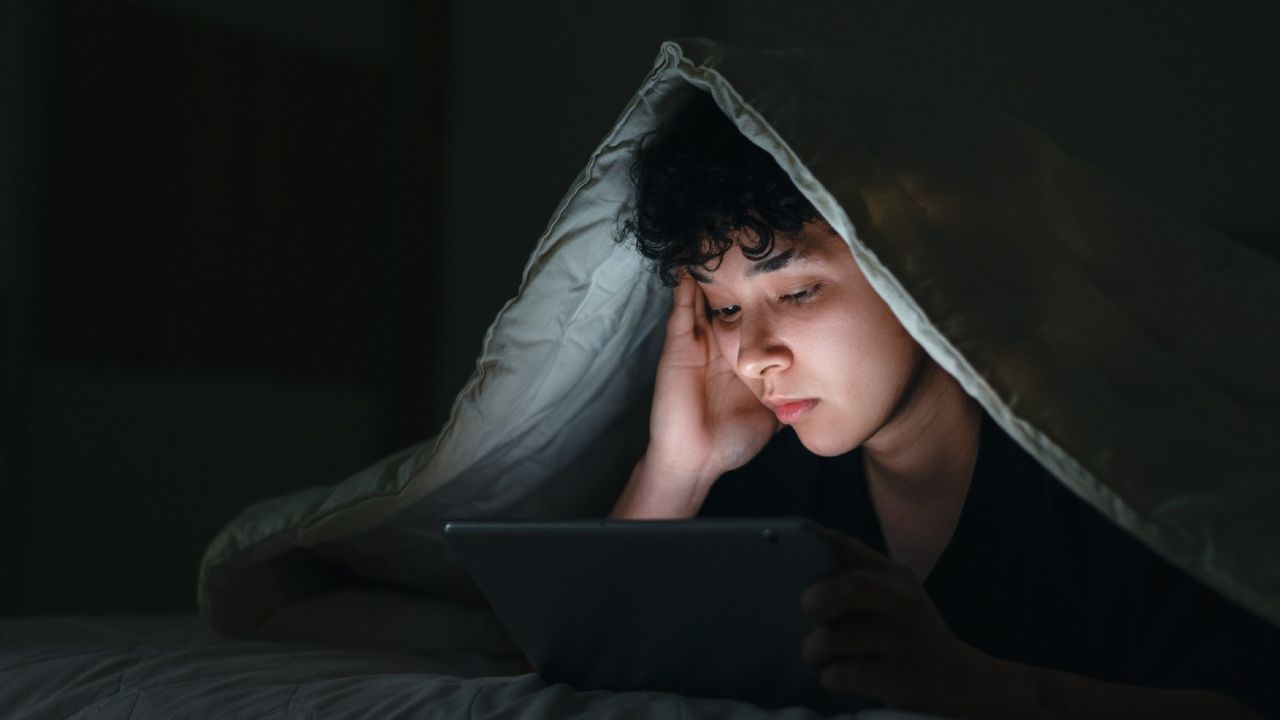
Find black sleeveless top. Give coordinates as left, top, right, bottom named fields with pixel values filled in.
left=699, top=415, right=1279, bottom=716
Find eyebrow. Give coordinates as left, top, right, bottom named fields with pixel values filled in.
left=689, top=247, right=808, bottom=285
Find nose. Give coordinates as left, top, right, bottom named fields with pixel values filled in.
left=735, top=312, right=791, bottom=379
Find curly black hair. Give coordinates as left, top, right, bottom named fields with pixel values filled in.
left=620, top=90, right=820, bottom=286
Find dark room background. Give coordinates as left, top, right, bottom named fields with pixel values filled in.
left=2, top=0, right=1277, bottom=617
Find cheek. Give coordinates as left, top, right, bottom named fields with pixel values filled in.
left=792, top=313, right=865, bottom=375
left=711, top=326, right=739, bottom=368
left=795, top=302, right=914, bottom=396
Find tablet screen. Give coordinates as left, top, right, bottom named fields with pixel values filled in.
left=445, top=518, right=868, bottom=711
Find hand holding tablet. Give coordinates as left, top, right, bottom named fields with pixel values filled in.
left=801, top=529, right=994, bottom=715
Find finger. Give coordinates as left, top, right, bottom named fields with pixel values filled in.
left=819, top=656, right=890, bottom=698
left=802, top=569, right=902, bottom=622
left=819, top=528, right=896, bottom=571
left=698, top=289, right=730, bottom=367
left=690, top=278, right=712, bottom=341
left=666, top=273, right=698, bottom=339
left=802, top=611, right=903, bottom=669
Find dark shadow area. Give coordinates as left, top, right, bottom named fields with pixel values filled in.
left=3, top=0, right=450, bottom=615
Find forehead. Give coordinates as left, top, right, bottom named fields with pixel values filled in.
left=689, top=222, right=848, bottom=283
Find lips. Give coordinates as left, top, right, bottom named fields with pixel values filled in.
left=763, top=398, right=818, bottom=424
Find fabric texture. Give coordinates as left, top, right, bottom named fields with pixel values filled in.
left=2, top=615, right=946, bottom=719
left=198, top=38, right=1280, bottom=650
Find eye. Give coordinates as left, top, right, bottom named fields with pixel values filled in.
left=709, top=304, right=741, bottom=322
left=780, top=283, right=821, bottom=305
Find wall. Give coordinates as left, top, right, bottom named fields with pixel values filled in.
left=4, top=0, right=446, bottom=615
left=0, top=0, right=48, bottom=615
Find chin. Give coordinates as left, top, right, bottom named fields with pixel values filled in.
left=792, top=424, right=862, bottom=458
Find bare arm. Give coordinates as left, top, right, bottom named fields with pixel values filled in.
left=610, top=273, right=776, bottom=519
left=608, top=455, right=713, bottom=519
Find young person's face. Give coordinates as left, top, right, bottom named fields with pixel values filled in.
left=691, top=220, right=925, bottom=456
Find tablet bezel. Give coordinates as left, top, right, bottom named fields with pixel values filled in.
left=444, top=517, right=862, bottom=711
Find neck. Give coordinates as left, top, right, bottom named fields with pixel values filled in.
left=861, top=358, right=981, bottom=502
left=860, top=359, right=982, bottom=580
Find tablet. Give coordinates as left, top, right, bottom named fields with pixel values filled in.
left=443, top=517, right=867, bottom=711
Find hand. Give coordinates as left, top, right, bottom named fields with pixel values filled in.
left=644, top=272, right=779, bottom=487
left=801, top=529, right=996, bottom=715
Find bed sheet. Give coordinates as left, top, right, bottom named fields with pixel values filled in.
left=0, top=615, right=942, bottom=720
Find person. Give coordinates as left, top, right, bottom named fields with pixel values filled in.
left=609, top=92, right=1277, bottom=719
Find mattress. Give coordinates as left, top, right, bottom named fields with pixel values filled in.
left=0, top=614, right=940, bottom=719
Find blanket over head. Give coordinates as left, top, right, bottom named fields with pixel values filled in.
left=199, top=38, right=1280, bottom=648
